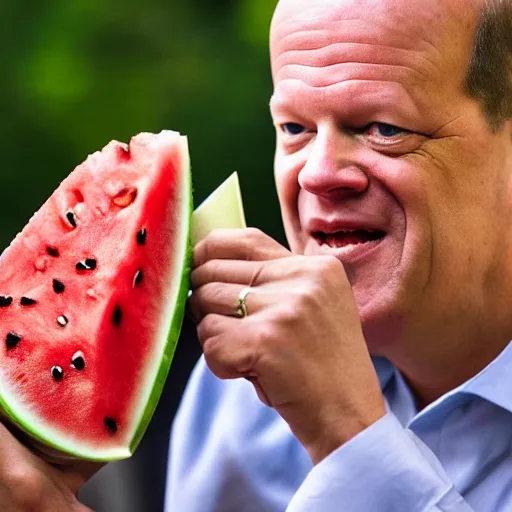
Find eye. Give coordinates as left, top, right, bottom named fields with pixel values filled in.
left=366, top=122, right=408, bottom=138
left=360, top=121, right=425, bottom=155
left=281, top=123, right=306, bottom=136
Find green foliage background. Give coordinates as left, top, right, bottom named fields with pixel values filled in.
left=0, top=0, right=284, bottom=250
left=0, top=1, right=282, bottom=510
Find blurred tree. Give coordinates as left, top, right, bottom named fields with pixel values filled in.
left=0, top=0, right=280, bottom=510
left=0, top=0, right=282, bottom=248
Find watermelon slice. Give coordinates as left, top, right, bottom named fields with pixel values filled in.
left=0, top=130, right=192, bottom=462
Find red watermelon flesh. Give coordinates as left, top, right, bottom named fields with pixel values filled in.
left=0, top=130, right=192, bottom=461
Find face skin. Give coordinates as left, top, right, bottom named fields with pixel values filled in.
left=270, top=0, right=512, bottom=400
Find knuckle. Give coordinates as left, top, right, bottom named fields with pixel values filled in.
left=197, top=313, right=221, bottom=341
left=296, top=289, right=319, bottom=313
left=193, top=241, right=209, bottom=268
left=203, top=281, right=225, bottom=303
left=327, top=255, right=344, bottom=274
left=206, top=228, right=227, bottom=246
left=242, top=228, right=266, bottom=258
left=203, top=259, right=220, bottom=282
left=246, top=227, right=264, bottom=241
left=201, top=336, right=234, bottom=379
left=233, top=351, right=256, bottom=375
left=281, top=283, right=323, bottom=317
left=202, top=333, right=222, bottom=360
left=282, top=255, right=308, bottom=279
left=307, top=256, right=345, bottom=294
left=194, top=230, right=226, bottom=265
left=315, top=254, right=342, bottom=274
left=273, top=304, right=299, bottom=326
left=241, top=237, right=255, bottom=260
left=249, top=261, right=266, bottom=286
left=253, top=320, right=276, bottom=348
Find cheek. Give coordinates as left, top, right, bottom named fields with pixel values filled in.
left=274, top=152, right=299, bottom=204
left=274, top=152, right=303, bottom=240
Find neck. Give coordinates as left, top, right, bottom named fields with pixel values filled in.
left=383, top=324, right=512, bottom=409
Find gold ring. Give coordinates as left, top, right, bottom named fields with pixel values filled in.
left=236, top=287, right=251, bottom=318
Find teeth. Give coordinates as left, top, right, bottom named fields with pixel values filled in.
left=333, top=229, right=377, bottom=234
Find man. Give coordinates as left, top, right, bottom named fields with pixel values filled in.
left=165, top=0, right=512, bottom=510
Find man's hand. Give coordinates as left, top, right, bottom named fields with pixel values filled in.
left=189, top=228, right=387, bottom=464
left=0, top=422, right=101, bottom=511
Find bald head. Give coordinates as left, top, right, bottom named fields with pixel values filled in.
left=271, top=0, right=479, bottom=66
left=270, top=0, right=512, bottom=129
left=270, top=0, right=481, bottom=43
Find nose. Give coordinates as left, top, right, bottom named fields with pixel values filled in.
left=298, top=130, right=369, bottom=198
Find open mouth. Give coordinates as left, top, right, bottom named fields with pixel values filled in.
left=313, top=230, right=386, bottom=248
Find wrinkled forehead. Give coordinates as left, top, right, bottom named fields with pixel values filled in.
left=270, top=0, right=480, bottom=78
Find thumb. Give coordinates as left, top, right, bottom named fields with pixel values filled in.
left=1, top=421, right=104, bottom=495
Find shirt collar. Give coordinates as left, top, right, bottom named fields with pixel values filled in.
left=373, top=356, right=396, bottom=391
left=373, top=340, right=512, bottom=416
left=462, top=340, right=512, bottom=413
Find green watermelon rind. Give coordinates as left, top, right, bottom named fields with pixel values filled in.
left=0, top=133, right=193, bottom=462
left=128, top=140, right=193, bottom=456
left=129, top=243, right=192, bottom=455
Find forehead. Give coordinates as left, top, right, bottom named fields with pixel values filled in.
left=269, top=0, right=480, bottom=128
left=270, top=0, right=478, bottom=86
left=270, top=0, right=477, bottom=46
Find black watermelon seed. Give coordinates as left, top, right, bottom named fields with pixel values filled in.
left=66, top=211, right=77, bottom=228
left=133, top=269, right=143, bottom=287
left=57, top=315, right=68, bottom=327
left=71, top=352, right=85, bottom=370
left=112, top=305, right=122, bottom=327
left=46, top=247, right=60, bottom=257
left=51, top=366, right=64, bottom=381
left=53, top=280, right=65, bottom=294
left=85, top=258, right=97, bottom=270
left=105, top=417, right=118, bottom=433
left=137, top=228, right=147, bottom=246
left=5, top=332, right=22, bottom=349
left=76, top=259, right=97, bottom=271
left=0, top=296, right=13, bottom=307
left=20, top=297, right=37, bottom=306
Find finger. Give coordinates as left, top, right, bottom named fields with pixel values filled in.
left=197, top=314, right=256, bottom=378
left=191, top=260, right=266, bottom=289
left=192, top=254, right=331, bottom=291
left=0, top=421, right=102, bottom=495
left=189, top=283, right=265, bottom=322
left=197, top=313, right=234, bottom=343
left=193, top=228, right=290, bottom=267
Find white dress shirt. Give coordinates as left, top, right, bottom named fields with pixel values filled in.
left=165, top=342, right=512, bottom=511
